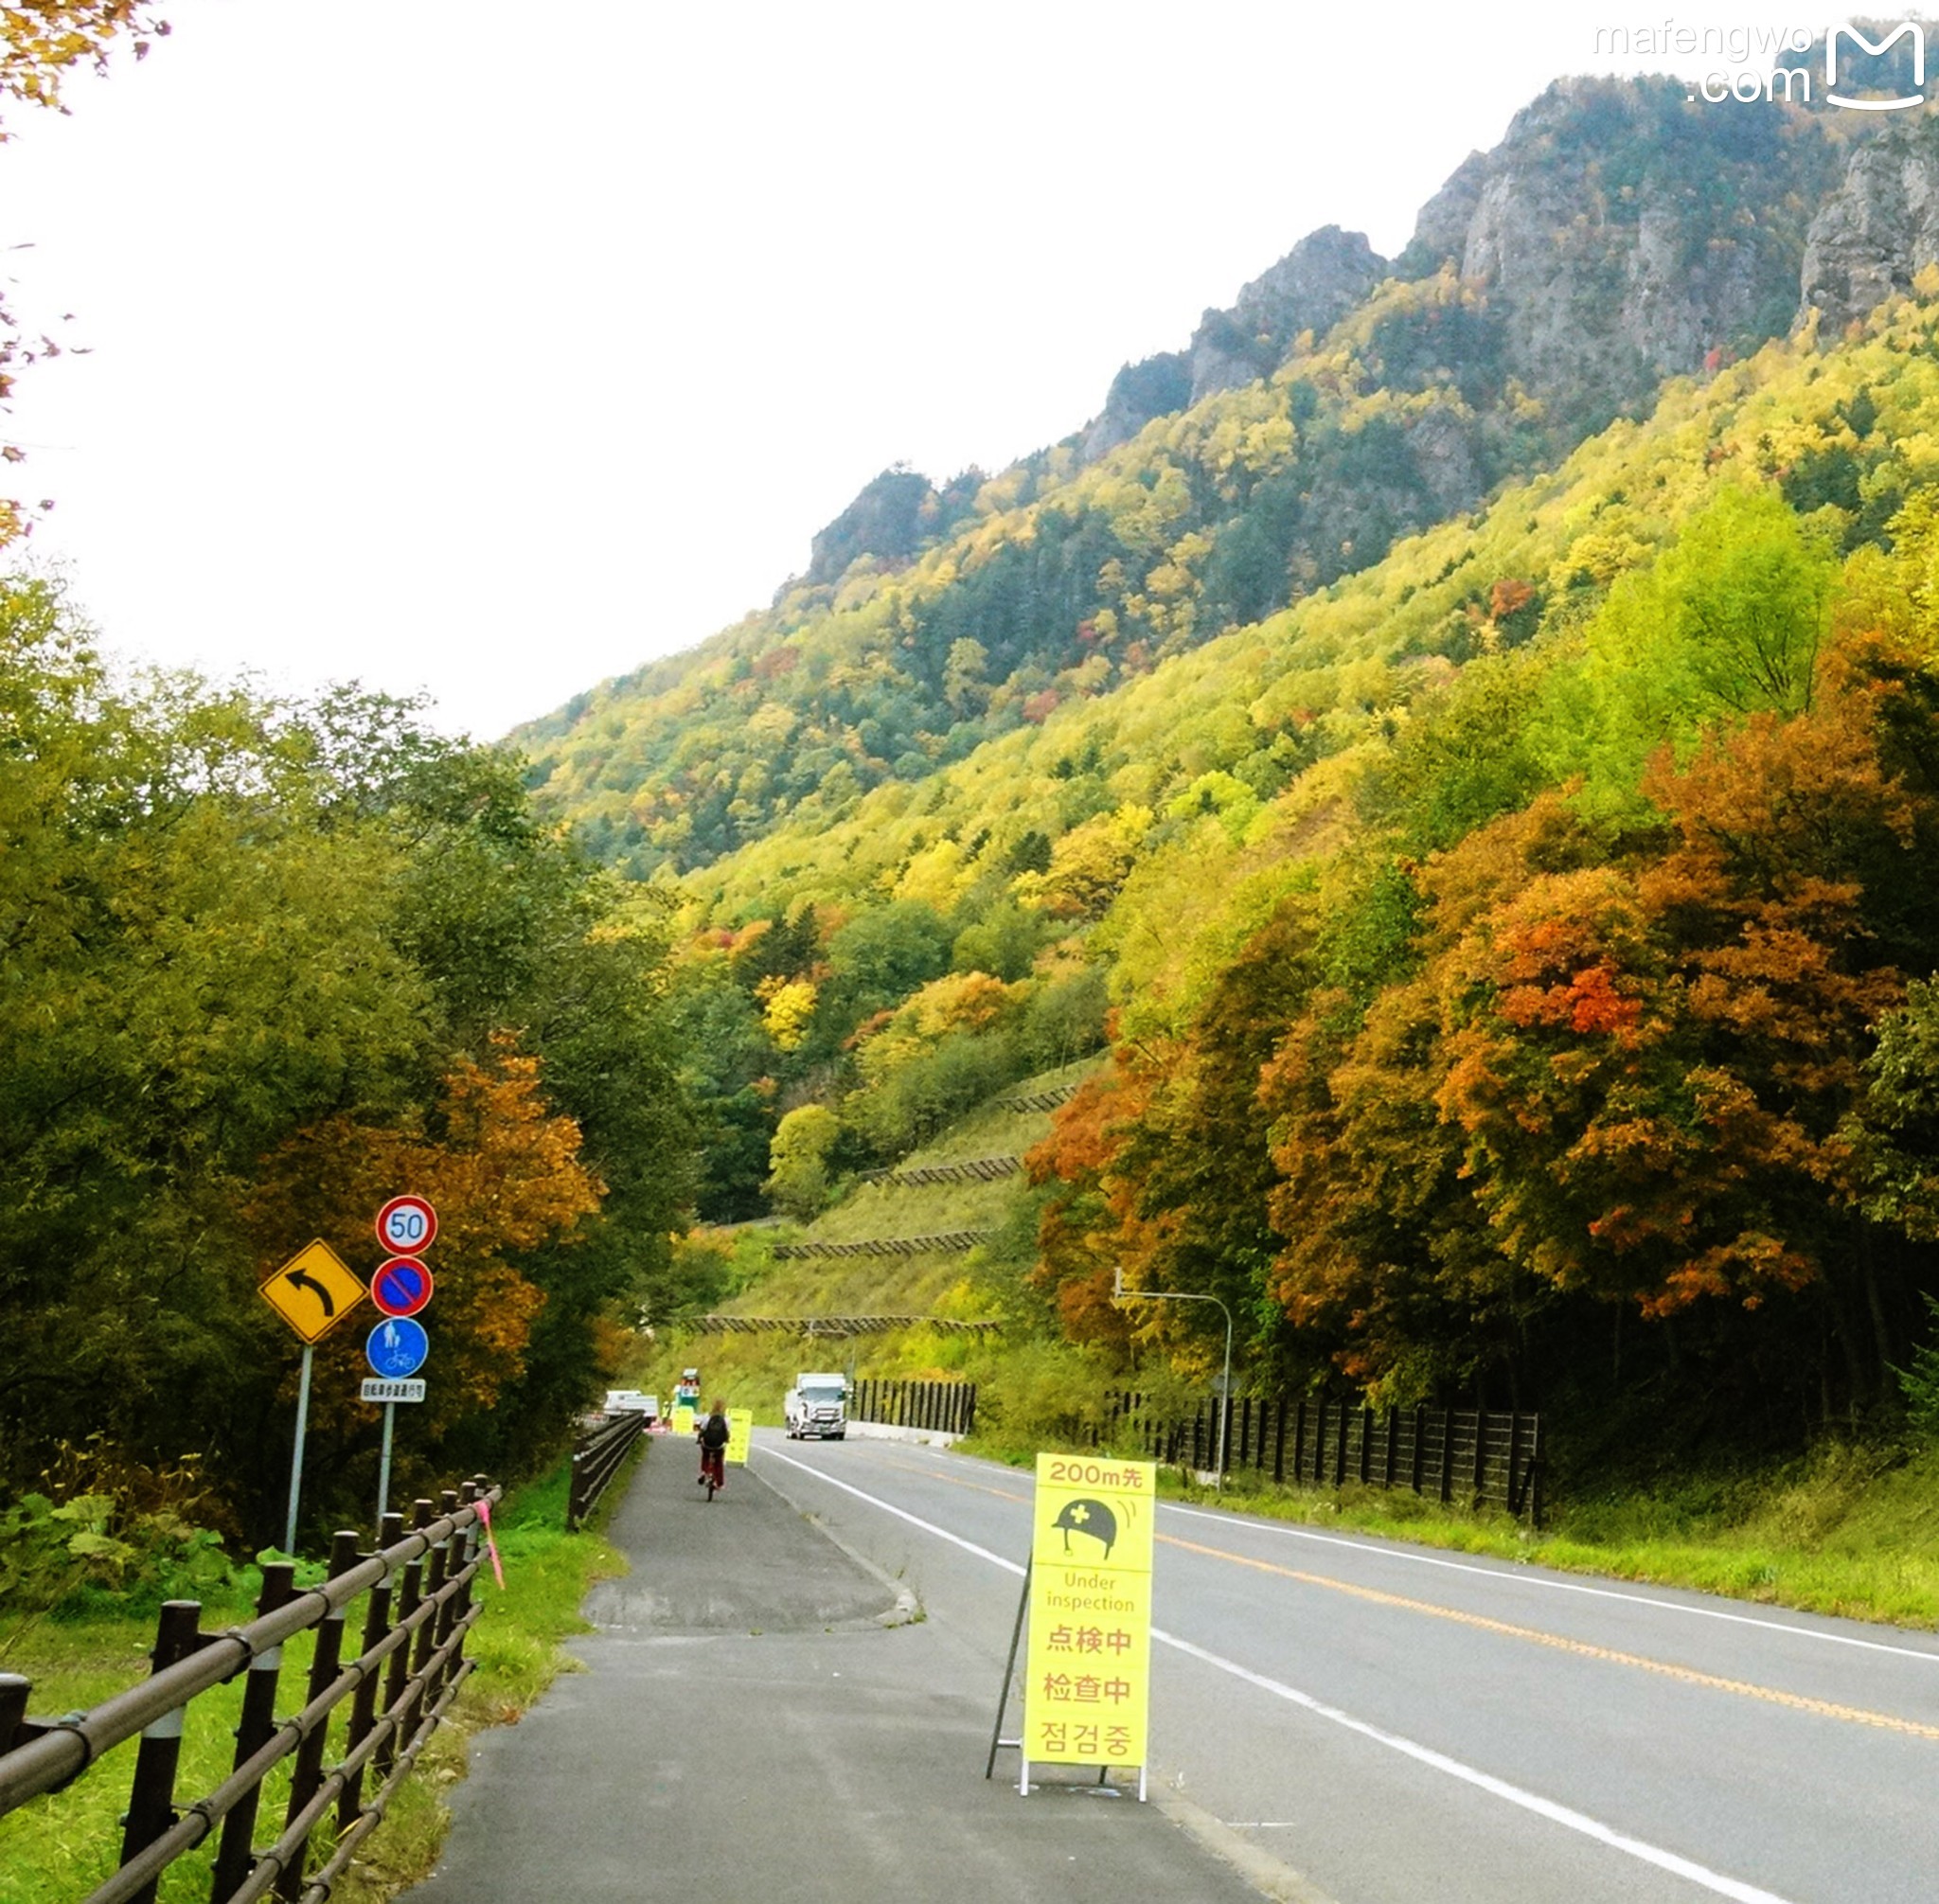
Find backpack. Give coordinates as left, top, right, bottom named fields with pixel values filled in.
left=701, top=1415, right=730, bottom=1450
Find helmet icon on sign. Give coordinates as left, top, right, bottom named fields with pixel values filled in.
left=1052, top=1498, right=1119, bottom=1560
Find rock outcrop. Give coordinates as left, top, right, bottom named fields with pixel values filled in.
left=1079, top=351, right=1192, bottom=461
left=1187, top=225, right=1386, bottom=403
left=1799, top=113, right=1939, bottom=333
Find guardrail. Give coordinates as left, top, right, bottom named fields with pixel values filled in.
left=565, top=1409, right=648, bottom=1531
left=993, top=1083, right=1080, bottom=1112
left=693, top=1314, right=1005, bottom=1339
left=1095, top=1395, right=1546, bottom=1523
left=858, top=1155, right=1022, bottom=1187
left=769, top=1231, right=992, bottom=1260
left=0, top=1480, right=497, bottom=1903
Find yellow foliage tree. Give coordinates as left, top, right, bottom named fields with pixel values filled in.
left=243, top=1041, right=603, bottom=1458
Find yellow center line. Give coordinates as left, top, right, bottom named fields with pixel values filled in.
left=1159, top=1531, right=1939, bottom=1742
left=869, top=1453, right=1031, bottom=1504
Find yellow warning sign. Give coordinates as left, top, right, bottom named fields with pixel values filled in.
left=726, top=1408, right=754, bottom=1465
left=259, top=1240, right=366, bottom=1344
left=671, top=1403, right=696, bottom=1439
left=1023, top=1454, right=1156, bottom=1771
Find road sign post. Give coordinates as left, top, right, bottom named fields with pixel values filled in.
left=260, top=1240, right=366, bottom=1556
left=366, top=1201, right=436, bottom=1524
left=285, top=1346, right=312, bottom=1554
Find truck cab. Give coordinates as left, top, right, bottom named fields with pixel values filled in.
left=784, top=1371, right=848, bottom=1440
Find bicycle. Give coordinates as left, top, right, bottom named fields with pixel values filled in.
left=699, top=1445, right=725, bottom=1501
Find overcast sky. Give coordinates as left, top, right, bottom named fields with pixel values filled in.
left=2, top=2, right=1844, bottom=739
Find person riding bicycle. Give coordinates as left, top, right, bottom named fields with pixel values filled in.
left=697, top=1398, right=731, bottom=1493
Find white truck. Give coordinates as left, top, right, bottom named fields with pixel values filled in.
left=784, top=1371, right=848, bottom=1440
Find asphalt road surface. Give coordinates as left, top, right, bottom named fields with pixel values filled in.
left=400, top=1431, right=1265, bottom=1904
left=755, top=1430, right=1939, bottom=1904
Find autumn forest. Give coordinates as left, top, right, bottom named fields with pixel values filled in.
left=16, top=42, right=1939, bottom=1542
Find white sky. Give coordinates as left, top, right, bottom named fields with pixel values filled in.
left=2, top=1, right=1844, bottom=739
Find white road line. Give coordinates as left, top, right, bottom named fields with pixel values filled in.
left=1162, top=1504, right=1939, bottom=1664
left=760, top=1445, right=1024, bottom=1575
left=1155, top=1630, right=1797, bottom=1904
left=761, top=1446, right=1798, bottom=1904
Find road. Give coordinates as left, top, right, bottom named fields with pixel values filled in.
left=757, top=1429, right=1939, bottom=1904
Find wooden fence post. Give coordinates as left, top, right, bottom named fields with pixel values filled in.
left=210, top=1563, right=295, bottom=1900
left=0, top=1675, right=28, bottom=1755
left=378, top=1504, right=433, bottom=1783
left=340, top=1511, right=403, bottom=1829
left=118, top=1599, right=204, bottom=1904
left=275, top=1533, right=362, bottom=1900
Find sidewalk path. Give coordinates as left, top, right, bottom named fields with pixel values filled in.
left=399, top=1435, right=1265, bottom=1902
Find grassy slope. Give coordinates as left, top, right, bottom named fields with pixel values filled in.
left=725, top=1058, right=1096, bottom=1316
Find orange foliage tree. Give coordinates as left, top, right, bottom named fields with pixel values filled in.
left=241, top=1042, right=603, bottom=1508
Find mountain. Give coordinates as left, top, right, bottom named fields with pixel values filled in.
left=516, top=75, right=1872, bottom=879
left=511, top=63, right=1939, bottom=1439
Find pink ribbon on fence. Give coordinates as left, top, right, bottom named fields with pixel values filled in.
left=474, top=1497, right=507, bottom=1590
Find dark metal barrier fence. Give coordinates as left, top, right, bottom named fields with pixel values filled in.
left=850, top=1378, right=977, bottom=1437
left=566, top=1408, right=648, bottom=1531
left=1096, top=1394, right=1545, bottom=1524
left=0, top=1480, right=499, bottom=1903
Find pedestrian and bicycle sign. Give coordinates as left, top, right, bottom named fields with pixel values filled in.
left=366, top=1316, right=430, bottom=1379
left=375, top=1195, right=437, bottom=1255
left=260, top=1240, right=367, bottom=1344
left=371, top=1257, right=436, bottom=1318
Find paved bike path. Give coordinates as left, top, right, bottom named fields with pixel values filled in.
left=399, top=1434, right=1265, bottom=1903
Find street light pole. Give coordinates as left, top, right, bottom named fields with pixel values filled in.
left=1112, top=1268, right=1234, bottom=1489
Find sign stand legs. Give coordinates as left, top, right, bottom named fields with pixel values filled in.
left=984, top=1559, right=1031, bottom=1782
left=376, top=1401, right=396, bottom=1522
left=283, top=1344, right=312, bottom=1554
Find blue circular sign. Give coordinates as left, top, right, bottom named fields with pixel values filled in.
left=365, top=1316, right=430, bottom=1379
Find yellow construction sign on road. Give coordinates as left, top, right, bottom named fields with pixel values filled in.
left=726, top=1408, right=754, bottom=1464
left=1023, top=1453, right=1156, bottom=1775
left=260, top=1239, right=367, bottom=1344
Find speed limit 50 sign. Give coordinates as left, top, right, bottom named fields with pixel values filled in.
left=375, top=1195, right=438, bottom=1255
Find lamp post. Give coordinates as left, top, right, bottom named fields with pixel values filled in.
left=1113, top=1268, right=1234, bottom=1489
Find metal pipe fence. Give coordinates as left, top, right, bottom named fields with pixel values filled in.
left=0, top=1478, right=498, bottom=1903
left=566, top=1408, right=648, bottom=1531
left=849, top=1377, right=978, bottom=1437
left=1094, top=1394, right=1546, bottom=1524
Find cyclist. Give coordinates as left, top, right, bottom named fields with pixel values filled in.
left=697, top=1398, right=731, bottom=1494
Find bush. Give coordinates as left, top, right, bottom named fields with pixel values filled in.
left=1895, top=1292, right=1939, bottom=1439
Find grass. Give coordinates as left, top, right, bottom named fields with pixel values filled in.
left=0, top=1446, right=641, bottom=1904
left=959, top=1429, right=1939, bottom=1632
